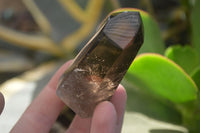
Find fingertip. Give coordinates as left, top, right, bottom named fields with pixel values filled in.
left=118, top=84, right=127, bottom=101
left=111, top=84, right=127, bottom=104
left=91, top=101, right=117, bottom=133
left=120, top=84, right=127, bottom=101
left=110, top=84, right=127, bottom=132
left=94, top=101, right=117, bottom=119
left=0, top=92, right=5, bottom=115
left=67, top=115, right=91, bottom=133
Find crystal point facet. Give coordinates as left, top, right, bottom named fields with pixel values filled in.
left=56, top=10, right=144, bottom=118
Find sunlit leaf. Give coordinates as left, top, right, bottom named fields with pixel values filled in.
left=165, top=45, right=199, bottom=74
left=127, top=54, right=198, bottom=103
left=122, top=78, right=182, bottom=124
left=139, top=10, right=165, bottom=54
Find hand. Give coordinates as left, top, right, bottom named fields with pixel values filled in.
left=0, top=92, right=5, bottom=115
left=10, top=60, right=127, bottom=133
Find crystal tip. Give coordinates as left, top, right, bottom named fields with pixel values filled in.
left=103, top=11, right=143, bottom=49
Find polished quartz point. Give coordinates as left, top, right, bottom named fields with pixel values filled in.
left=57, top=10, right=144, bottom=118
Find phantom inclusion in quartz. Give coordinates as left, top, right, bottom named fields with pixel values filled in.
left=56, top=10, right=144, bottom=118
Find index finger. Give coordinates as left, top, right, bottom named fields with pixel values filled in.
left=0, top=92, right=5, bottom=115
left=11, top=60, right=72, bottom=133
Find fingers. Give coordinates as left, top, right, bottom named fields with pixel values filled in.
left=67, top=85, right=127, bottom=133
left=0, top=92, right=5, bottom=115
left=11, top=60, right=72, bottom=133
left=91, top=101, right=117, bottom=133
left=66, top=115, right=91, bottom=133
left=91, top=85, right=126, bottom=133
left=11, top=58, right=127, bottom=133
left=111, top=84, right=127, bottom=132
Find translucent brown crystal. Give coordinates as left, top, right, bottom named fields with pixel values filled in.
left=56, top=10, right=144, bottom=118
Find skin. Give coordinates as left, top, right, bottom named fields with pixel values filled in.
left=1, top=60, right=127, bottom=133
left=0, top=92, right=5, bottom=115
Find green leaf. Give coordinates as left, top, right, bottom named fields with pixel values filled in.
left=139, top=10, right=165, bottom=54
left=127, top=54, right=198, bottom=103
left=191, top=67, right=200, bottom=90
left=191, top=0, right=200, bottom=60
left=165, top=45, right=199, bottom=74
left=122, top=79, right=182, bottom=124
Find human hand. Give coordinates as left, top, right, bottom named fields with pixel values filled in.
left=10, top=60, right=127, bottom=133
left=0, top=92, right=5, bottom=115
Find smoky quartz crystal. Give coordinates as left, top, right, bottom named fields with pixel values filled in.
left=57, top=10, right=144, bottom=118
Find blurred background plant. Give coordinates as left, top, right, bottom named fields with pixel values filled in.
left=0, top=0, right=199, bottom=133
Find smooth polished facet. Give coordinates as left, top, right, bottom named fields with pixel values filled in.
left=56, top=10, right=144, bottom=118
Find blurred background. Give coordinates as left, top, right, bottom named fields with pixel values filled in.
left=0, top=0, right=199, bottom=132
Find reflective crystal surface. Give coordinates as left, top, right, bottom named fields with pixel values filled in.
left=57, top=10, right=144, bottom=118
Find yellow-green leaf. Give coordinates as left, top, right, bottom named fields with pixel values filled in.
left=165, top=45, right=199, bottom=74
left=139, top=10, right=165, bottom=54
left=127, top=54, right=198, bottom=103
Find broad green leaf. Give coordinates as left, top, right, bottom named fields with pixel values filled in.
left=127, top=54, right=198, bottom=103
left=165, top=45, right=199, bottom=74
left=191, top=67, right=200, bottom=90
left=139, top=10, right=165, bottom=54
left=191, top=0, right=200, bottom=60
left=122, top=79, right=182, bottom=124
